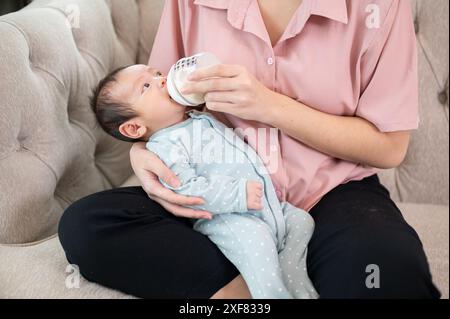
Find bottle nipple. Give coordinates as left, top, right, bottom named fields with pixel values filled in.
left=167, top=52, right=221, bottom=106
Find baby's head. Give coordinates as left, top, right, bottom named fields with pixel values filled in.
left=91, top=64, right=186, bottom=142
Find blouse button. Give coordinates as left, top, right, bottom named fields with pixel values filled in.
left=275, top=189, right=282, bottom=198
left=267, top=57, right=274, bottom=65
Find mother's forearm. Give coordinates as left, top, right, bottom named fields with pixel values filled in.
left=263, top=93, right=409, bottom=169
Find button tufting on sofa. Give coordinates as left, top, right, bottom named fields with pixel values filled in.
left=439, top=89, right=448, bottom=106
left=414, top=19, right=419, bottom=34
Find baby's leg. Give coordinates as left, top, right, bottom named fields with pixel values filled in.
left=279, top=203, right=319, bottom=299
left=194, top=213, right=293, bottom=299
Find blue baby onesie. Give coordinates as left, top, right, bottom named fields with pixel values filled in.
left=147, top=111, right=318, bottom=299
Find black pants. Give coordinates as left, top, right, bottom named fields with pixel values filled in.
left=58, top=175, right=441, bottom=299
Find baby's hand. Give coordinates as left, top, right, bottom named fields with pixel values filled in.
left=246, top=181, right=263, bottom=210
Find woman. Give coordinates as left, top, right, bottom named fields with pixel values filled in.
left=58, top=0, right=440, bottom=298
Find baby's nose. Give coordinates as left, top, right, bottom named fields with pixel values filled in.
left=156, top=76, right=167, bottom=88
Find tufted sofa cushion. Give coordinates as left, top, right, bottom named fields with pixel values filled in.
left=378, top=0, right=449, bottom=205
left=0, top=0, right=165, bottom=244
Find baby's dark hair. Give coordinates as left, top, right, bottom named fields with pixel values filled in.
left=90, top=65, right=141, bottom=142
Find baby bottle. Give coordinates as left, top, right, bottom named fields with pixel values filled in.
left=167, top=52, right=221, bottom=106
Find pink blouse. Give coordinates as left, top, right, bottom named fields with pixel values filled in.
left=148, top=0, right=419, bottom=211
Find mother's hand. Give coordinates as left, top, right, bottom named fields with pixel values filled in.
left=181, top=64, right=277, bottom=123
left=130, top=142, right=212, bottom=219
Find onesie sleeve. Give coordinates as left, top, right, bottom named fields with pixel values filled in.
left=147, top=139, right=249, bottom=214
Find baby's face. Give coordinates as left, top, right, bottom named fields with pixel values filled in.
left=112, top=64, right=186, bottom=136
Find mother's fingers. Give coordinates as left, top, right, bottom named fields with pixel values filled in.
left=181, top=77, right=238, bottom=95
left=145, top=152, right=180, bottom=187
left=205, top=101, right=234, bottom=112
left=187, top=64, right=243, bottom=81
left=150, top=195, right=212, bottom=220
left=150, top=183, right=205, bottom=207
left=204, top=91, right=238, bottom=103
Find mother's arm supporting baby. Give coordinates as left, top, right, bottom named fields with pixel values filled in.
left=182, top=64, right=411, bottom=170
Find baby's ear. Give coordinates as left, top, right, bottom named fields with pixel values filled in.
left=119, top=120, right=147, bottom=140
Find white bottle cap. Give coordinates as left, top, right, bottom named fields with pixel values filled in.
left=167, top=52, right=221, bottom=106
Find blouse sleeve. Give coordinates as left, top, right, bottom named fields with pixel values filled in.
left=356, top=0, right=419, bottom=133
left=147, top=0, right=187, bottom=74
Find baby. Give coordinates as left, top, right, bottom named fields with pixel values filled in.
left=91, top=64, right=318, bottom=299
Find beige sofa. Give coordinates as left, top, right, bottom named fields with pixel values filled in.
left=0, top=0, right=448, bottom=298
